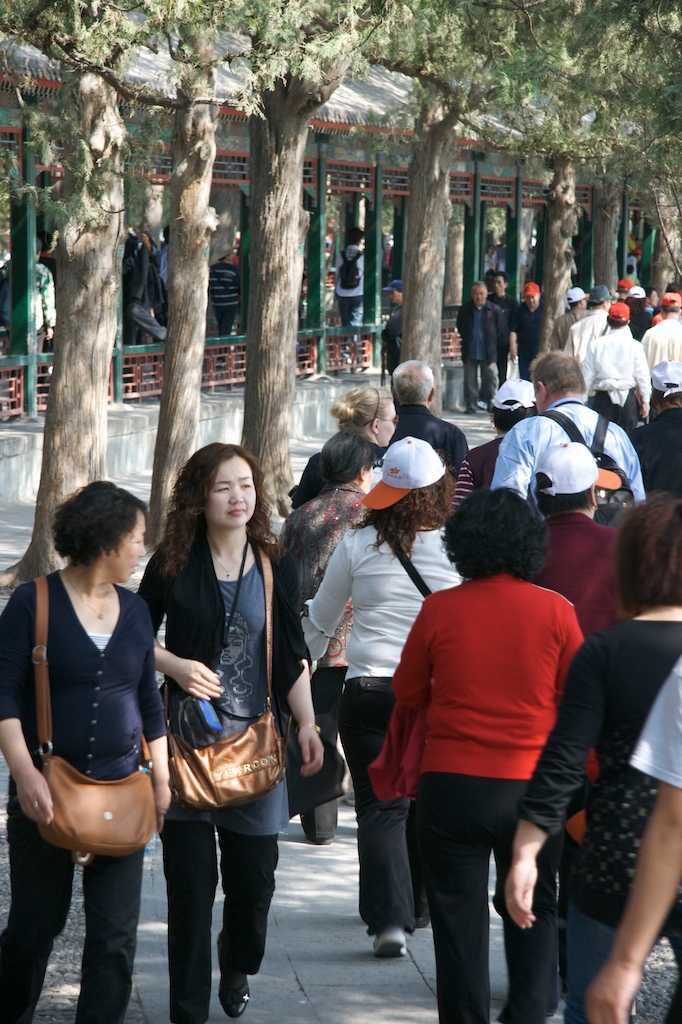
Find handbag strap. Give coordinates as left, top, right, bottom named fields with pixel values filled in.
left=260, top=548, right=274, bottom=698
left=395, top=548, right=432, bottom=599
left=33, top=576, right=53, bottom=752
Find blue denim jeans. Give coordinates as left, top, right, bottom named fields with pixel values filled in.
left=566, top=902, right=682, bottom=1024
left=337, top=295, right=364, bottom=326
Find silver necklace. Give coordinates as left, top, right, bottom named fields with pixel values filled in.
left=65, top=571, right=112, bottom=620
left=210, top=545, right=247, bottom=580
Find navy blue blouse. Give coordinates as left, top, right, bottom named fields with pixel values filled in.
left=0, top=572, right=165, bottom=781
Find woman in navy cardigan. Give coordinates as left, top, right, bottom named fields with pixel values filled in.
left=0, top=481, right=169, bottom=1024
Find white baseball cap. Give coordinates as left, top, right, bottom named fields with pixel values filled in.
left=362, top=436, right=446, bottom=509
left=652, top=360, right=682, bottom=398
left=535, top=442, right=621, bottom=495
left=567, top=287, right=586, bottom=304
left=628, top=286, right=646, bottom=299
left=492, top=379, right=536, bottom=411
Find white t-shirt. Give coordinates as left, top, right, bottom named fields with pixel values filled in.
left=630, top=654, right=682, bottom=786
left=303, top=525, right=460, bottom=678
left=335, top=246, right=365, bottom=298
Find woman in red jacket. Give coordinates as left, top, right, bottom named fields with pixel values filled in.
left=392, top=488, right=583, bottom=1024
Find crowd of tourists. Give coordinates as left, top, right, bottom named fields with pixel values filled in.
left=2, top=342, right=682, bottom=1024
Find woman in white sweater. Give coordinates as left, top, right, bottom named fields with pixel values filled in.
left=304, top=437, right=460, bottom=958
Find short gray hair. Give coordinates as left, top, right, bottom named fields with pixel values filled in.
left=392, top=360, right=434, bottom=404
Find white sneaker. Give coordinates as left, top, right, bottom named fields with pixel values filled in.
left=373, top=927, right=407, bottom=958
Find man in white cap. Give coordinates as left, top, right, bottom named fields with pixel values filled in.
left=532, top=440, right=621, bottom=996
left=640, top=292, right=682, bottom=370
left=549, top=287, right=587, bottom=352
left=491, top=351, right=645, bottom=502
left=626, top=285, right=653, bottom=341
left=564, top=285, right=612, bottom=365
left=454, top=379, right=535, bottom=506
left=533, top=442, right=620, bottom=635
left=631, top=361, right=682, bottom=497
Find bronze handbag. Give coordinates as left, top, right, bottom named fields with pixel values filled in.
left=167, top=551, right=290, bottom=811
left=33, top=576, right=157, bottom=865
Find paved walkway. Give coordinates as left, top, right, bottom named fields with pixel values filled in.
left=0, top=389, right=545, bottom=1023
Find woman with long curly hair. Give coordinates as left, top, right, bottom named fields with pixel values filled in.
left=392, top=487, right=584, bottom=1024
left=304, top=436, right=459, bottom=958
left=138, top=442, right=323, bottom=1022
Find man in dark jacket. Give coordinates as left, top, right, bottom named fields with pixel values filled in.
left=381, top=279, right=403, bottom=375
left=391, top=359, right=468, bottom=475
left=631, top=360, right=682, bottom=497
left=456, top=281, right=506, bottom=413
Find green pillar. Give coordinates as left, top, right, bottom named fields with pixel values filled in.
left=306, top=144, right=327, bottom=374
left=10, top=125, right=37, bottom=416
left=462, top=163, right=482, bottom=298
left=534, top=209, right=546, bottom=289
left=345, top=194, right=360, bottom=236
left=641, top=221, right=655, bottom=288
left=617, top=180, right=629, bottom=279
left=363, top=164, right=383, bottom=370
left=580, top=210, right=594, bottom=292
left=239, top=190, right=250, bottom=336
left=391, top=198, right=407, bottom=282
left=505, top=168, right=523, bottom=301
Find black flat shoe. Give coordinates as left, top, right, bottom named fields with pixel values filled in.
left=219, top=981, right=250, bottom=1018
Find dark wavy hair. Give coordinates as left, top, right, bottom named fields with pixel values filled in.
left=156, top=443, right=282, bottom=577
left=361, top=465, right=455, bottom=557
left=445, top=488, right=547, bottom=580
left=53, top=481, right=147, bottom=566
left=615, top=494, right=682, bottom=617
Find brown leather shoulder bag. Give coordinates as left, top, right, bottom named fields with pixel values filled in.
left=33, top=576, right=156, bottom=865
left=166, top=549, right=290, bottom=811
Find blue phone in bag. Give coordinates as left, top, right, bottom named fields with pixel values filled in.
left=197, top=699, right=223, bottom=733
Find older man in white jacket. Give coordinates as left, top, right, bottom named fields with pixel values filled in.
left=582, top=301, right=651, bottom=435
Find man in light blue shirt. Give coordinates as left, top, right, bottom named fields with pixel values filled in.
left=491, top=351, right=645, bottom=502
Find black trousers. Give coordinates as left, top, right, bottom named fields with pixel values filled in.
left=0, top=796, right=143, bottom=1024
left=123, top=300, right=167, bottom=345
left=213, top=306, right=238, bottom=338
left=161, top=820, right=278, bottom=1024
left=497, top=346, right=509, bottom=386
left=300, top=665, right=345, bottom=843
left=417, top=773, right=562, bottom=1024
left=592, top=389, right=639, bottom=436
left=338, top=678, right=415, bottom=935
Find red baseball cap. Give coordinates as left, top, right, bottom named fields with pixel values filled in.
left=617, top=279, right=632, bottom=292
left=608, top=301, right=631, bottom=324
left=661, top=292, right=682, bottom=310
left=523, top=282, right=541, bottom=296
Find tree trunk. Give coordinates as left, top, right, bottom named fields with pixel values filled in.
left=241, top=80, right=319, bottom=514
left=210, top=188, right=241, bottom=258
left=651, top=192, right=682, bottom=295
left=401, top=103, right=459, bottom=415
left=4, top=73, right=125, bottom=583
left=593, top=181, right=621, bottom=290
left=539, top=156, right=578, bottom=353
left=443, top=206, right=464, bottom=307
left=147, top=62, right=219, bottom=544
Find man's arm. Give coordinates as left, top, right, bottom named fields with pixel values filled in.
left=490, top=426, right=534, bottom=497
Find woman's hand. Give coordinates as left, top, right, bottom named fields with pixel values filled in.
left=173, top=658, right=223, bottom=700
left=504, top=856, right=538, bottom=928
left=15, top=763, right=54, bottom=825
left=153, top=778, right=172, bottom=834
left=296, top=726, right=325, bottom=777
left=585, top=961, right=641, bottom=1024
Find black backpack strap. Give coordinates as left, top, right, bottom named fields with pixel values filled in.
left=591, top=414, right=609, bottom=456
left=395, top=549, right=432, bottom=598
left=541, top=410, right=588, bottom=447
